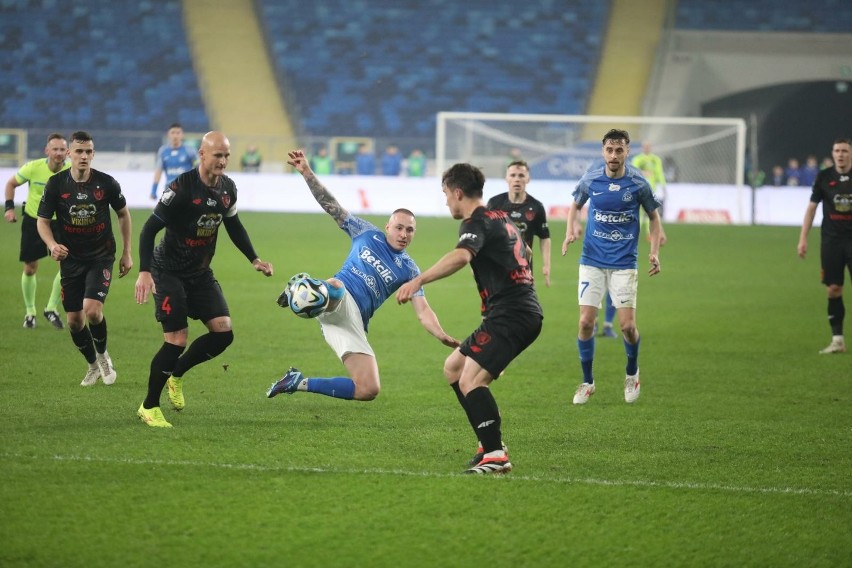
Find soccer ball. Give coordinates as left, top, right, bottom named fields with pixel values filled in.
left=289, top=276, right=330, bottom=318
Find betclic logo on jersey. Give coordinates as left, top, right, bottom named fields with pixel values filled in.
left=593, top=210, right=633, bottom=224
left=358, top=246, right=396, bottom=284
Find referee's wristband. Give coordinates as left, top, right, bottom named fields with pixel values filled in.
left=4, top=200, right=14, bottom=211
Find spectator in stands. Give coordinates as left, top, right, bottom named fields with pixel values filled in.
left=770, top=165, right=786, bottom=186
left=821, top=156, right=834, bottom=170
left=151, top=123, right=197, bottom=200
left=406, top=149, right=427, bottom=177
left=310, top=146, right=334, bottom=175
left=355, top=143, right=375, bottom=175
left=785, top=157, right=802, bottom=186
left=800, top=155, right=819, bottom=186
left=4, top=132, right=70, bottom=330
left=381, top=144, right=403, bottom=176
left=797, top=138, right=852, bottom=355
left=240, top=144, right=263, bottom=173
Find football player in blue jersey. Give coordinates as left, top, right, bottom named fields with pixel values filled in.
left=267, top=149, right=459, bottom=402
left=562, top=129, right=663, bottom=406
left=150, top=123, right=197, bottom=200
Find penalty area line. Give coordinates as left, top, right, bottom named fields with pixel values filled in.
left=2, top=452, right=850, bottom=499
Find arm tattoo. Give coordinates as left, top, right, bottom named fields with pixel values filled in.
left=305, top=173, right=348, bottom=225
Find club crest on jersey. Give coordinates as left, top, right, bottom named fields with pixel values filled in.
left=475, top=331, right=491, bottom=346
left=222, top=195, right=231, bottom=208
left=524, top=210, right=535, bottom=221
left=94, top=189, right=104, bottom=201
left=622, top=192, right=634, bottom=202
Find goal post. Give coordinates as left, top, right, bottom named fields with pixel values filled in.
left=435, top=112, right=746, bottom=186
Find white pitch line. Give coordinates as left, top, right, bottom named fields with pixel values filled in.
left=2, top=452, right=850, bottom=498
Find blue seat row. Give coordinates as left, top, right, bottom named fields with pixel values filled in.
left=0, top=0, right=208, bottom=136
left=257, top=0, right=609, bottom=138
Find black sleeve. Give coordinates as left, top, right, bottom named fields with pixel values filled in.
left=139, top=214, right=166, bottom=272
left=223, top=213, right=259, bottom=263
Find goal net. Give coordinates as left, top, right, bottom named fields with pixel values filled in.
left=435, top=112, right=746, bottom=185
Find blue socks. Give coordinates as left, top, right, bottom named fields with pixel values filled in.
left=605, top=294, right=616, bottom=324
left=306, top=377, right=356, bottom=400
left=624, top=337, right=640, bottom=375
left=578, top=337, right=595, bottom=384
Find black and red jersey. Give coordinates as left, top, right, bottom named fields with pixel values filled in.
left=152, top=168, right=238, bottom=276
left=486, top=191, right=550, bottom=249
left=456, top=206, right=542, bottom=317
left=38, top=168, right=126, bottom=262
left=810, top=167, right=852, bottom=239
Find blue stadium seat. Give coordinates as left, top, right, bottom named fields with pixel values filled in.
left=0, top=0, right=208, bottom=136
left=675, top=0, right=852, bottom=32
left=257, top=1, right=609, bottom=139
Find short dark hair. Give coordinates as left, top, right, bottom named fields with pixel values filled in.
left=392, top=208, right=415, bottom=219
left=70, top=131, right=93, bottom=144
left=46, top=132, right=65, bottom=144
left=602, top=129, right=630, bottom=145
left=441, top=163, right=485, bottom=198
left=834, top=137, right=851, bottom=146
left=169, top=122, right=183, bottom=130
left=506, top=160, right=529, bottom=171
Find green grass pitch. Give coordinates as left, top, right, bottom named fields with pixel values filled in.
left=1, top=210, right=849, bottom=567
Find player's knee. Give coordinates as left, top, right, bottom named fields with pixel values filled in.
left=209, top=330, right=234, bottom=355
left=579, top=318, right=595, bottom=335
left=621, top=324, right=638, bottom=342
left=355, top=382, right=380, bottom=401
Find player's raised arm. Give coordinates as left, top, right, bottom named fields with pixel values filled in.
left=287, top=149, right=349, bottom=227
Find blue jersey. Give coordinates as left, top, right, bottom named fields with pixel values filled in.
left=334, top=215, right=424, bottom=331
left=157, top=144, right=197, bottom=184
left=573, top=163, right=658, bottom=269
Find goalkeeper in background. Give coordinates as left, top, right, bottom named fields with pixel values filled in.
left=631, top=140, right=668, bottom=243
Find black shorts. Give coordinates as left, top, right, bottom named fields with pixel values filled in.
left=459, top=311, right=543, bottom=378
left=820, top=237, right=852, bottom=286
left=60, top=257, right=115, bottom=313
left=20, top=213, right=60, bottom=263
left=152, top=267, right=230, bottom=332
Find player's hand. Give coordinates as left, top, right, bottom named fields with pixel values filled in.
left=561, top=235, right=575, bottom=256
left=648, top=254, right=661, bottom=276
left=49, top=243, right=68, bottom=261
left=4, top=209, right=16, bottom=223
left=118, top=253, right=133, bottom=278
left=396, top=280, right=419, bottom=304
left=253, top=259, right=273, bottom=276
left=135, top=271, right=155, bottom=304
left=439, top=334, right=461, bottom=348
left=797, top=241, right=807, bottom=259
left=286, top=150, right=312, bottom=175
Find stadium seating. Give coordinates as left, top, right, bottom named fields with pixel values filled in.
left=0, top=0, right=208, bottom=133
left=675, top=0, right=852, bottom=32
left=256, top=1, right=609, bottom=139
